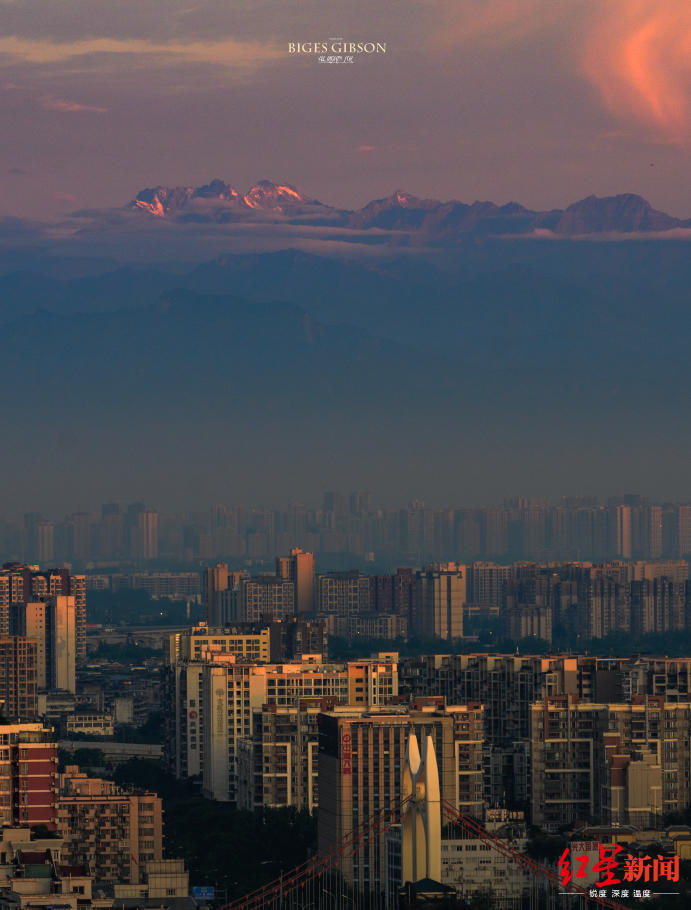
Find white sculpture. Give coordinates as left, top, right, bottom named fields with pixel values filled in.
left=402, top=732, right=442, bottom=884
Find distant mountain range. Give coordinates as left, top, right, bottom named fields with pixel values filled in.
left=128, top=179, right=691, bottom=238
left=130, top=179, right=329, bottom=220
left=1, top=179, right=690, bottom=507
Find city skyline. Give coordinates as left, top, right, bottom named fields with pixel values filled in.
left=5, top=494, right=691, bottom=569
left=4, top=489, right=691, bottom=518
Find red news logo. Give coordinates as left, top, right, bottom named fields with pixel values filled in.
left=558, top=844, right=680, bottom=888
left=342, top=732, right=352, bottom=775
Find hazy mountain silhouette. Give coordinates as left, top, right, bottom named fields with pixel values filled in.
left=125, top=181, right=690, bottom=238
left=2, top=185, right=690, bottom=507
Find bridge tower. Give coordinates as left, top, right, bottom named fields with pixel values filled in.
left=401, top=732, right=442, bottom=885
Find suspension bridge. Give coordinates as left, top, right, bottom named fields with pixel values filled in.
left=221, top=733, right=629, bottom=910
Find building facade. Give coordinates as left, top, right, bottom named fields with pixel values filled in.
left=414, top=564, right=466, bottom=640
left=10, top=597, right=76, bottom=694
left=317, top=703, right=484, bottom=891
left=57, top=766, right=163, bottom=884
left=0, top=637, right=38, bottom=720
left=0, top=565, right=85, bottom=662
left=201, top=656, right=399, bottom=802
left=0, top=723, right=58, bottom=829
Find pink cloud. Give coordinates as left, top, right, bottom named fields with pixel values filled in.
left=428, top=0, right=691, bottom=144
left=582, top=0, right=691, bottom=143
left=356, top=145, right=377, bottom=152
left=53, top=192, right=78, bottom=204
left=428, top=0, right=566, bottom=49
left=41, top=96, right=107, bottom=113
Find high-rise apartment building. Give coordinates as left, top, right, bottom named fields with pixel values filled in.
left=162, top=659, right=206, bottom=780
left=0, top=722, right=58, bottom=829
left=467, top=562, right=512, bottom=608
left=11, top=602, right=47, bottom=690
left=36, top=522, right=55, bottom=564
left=368, top=569, right=416, bottom=625
left=57, top=766, right=163, bottom=884
left=162, top=622, right=329, bottom=781
left=269, top=616, right=328, bottom=660
left=626, top=656, right=691, bottom=699
left=125, top=502, right=146, bottom=553
left=503, top=604, right=552, bottom=643
left=636, top=504, right=663, bottom=560
left=0, top=636, right=38, bottom=720
left=608, top=505, right=632, bottom=558
left=605, top=697, right=691, bottom=822
left=579, top=577, right=630, bottom=639
left=317, top=571, right=371, bottom=615
left=630, top=578, right=687, bottom=635
left=203, top=562, right=229, bottom=626
left=400, top=652, right=582, bottom=805
left=530, top=695, right=691, bottom=830
left=414, top=563, right=466, bottom=639
left=162, top=624, right=276, bottom=780
left=163, top=647, right=398, bottom=799
left=0, top=564, right=85, bottom=662
left=628, top=560, right=690, bottom=582
left=100, top=571, right=199, bottom=599
left=482, top=509, right=508, bottom=557
left=11, top=596, right=76, bottom=693
left=604, top=747, right=662, bottom=829
left=236, top=699, right=325, bottom=813
left=200, top=656, right=398, bottom=802
left=65, top=512, right=92, bottom=563
left=276, top=548, right=315, bottom=614
left=134, top=510, right=158, bottom=561
left=52, top=595, right=76, bottom=694
left=241, top=576, right=295, bottom=623
left=677, top=506, right=691, bottom=558
left=165, top=622, right=274, bottom=665
left=323, top=611, right=407, bottom=641
left=202, top=563, right=251, bottom=626
left=530, top=697, right=610, bottom=830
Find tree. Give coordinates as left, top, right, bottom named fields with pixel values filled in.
left=30, top=824, right=59, bottom=839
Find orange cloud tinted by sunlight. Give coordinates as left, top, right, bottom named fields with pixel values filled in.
left=0, top=35, right=282, bottom=69
left=429, top=0, right=691, bottom=143
left=427, top=0, right=568, bottom=49
left=582, top=0, right=691, bottom=142
left=41, top=96, right=107, bottom=113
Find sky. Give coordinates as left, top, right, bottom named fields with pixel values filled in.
left=1, top=0, right=691, bottom=219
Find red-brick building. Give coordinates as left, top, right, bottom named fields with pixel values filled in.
left=0, top=723, right=58, bottom=829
